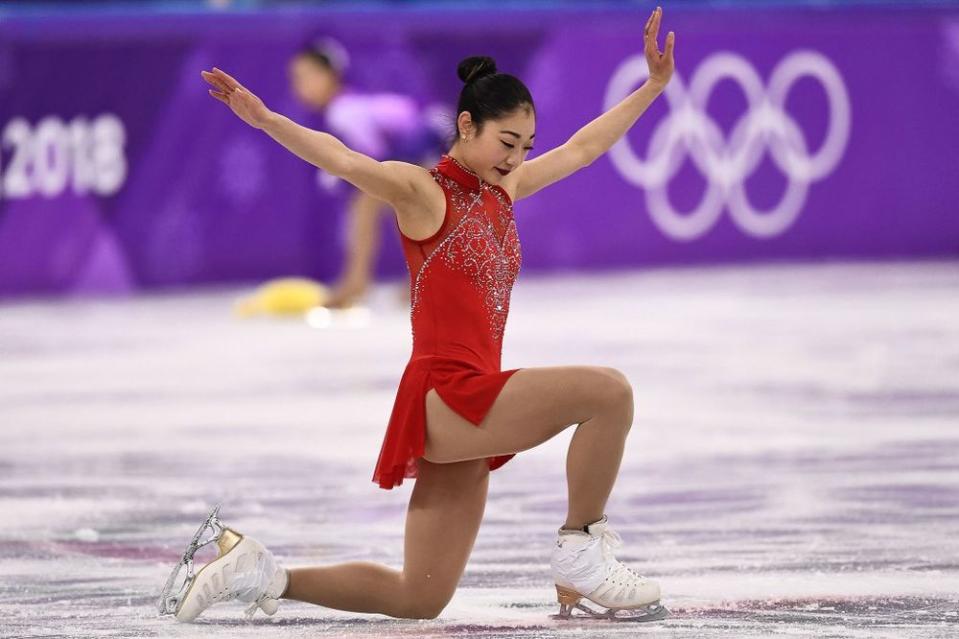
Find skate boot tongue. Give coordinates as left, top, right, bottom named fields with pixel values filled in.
left=584, top=515, right=609, bottom=538
left=556, top=515, right=615, bottom=552
left=575, top=516, right=623, bottom=555
left=558, top=515, right=608, bottom=539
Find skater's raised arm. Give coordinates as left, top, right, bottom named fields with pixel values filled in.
left=512, top=6, right=675, bottom=201
left=201, top=67, right=425, bottom=208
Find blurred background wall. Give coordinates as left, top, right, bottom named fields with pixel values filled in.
left=1, top=0, right=957, bottom=298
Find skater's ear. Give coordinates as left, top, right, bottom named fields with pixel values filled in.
left=457, top=111, right=476, bottom=139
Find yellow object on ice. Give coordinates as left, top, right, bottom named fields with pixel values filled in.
left=234, top=278, right=330, bottom=317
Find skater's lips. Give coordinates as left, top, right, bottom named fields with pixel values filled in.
left=495, top=167, right=511, bottom=176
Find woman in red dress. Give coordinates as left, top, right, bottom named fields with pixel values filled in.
left=193, top=6, right=675, bottom=623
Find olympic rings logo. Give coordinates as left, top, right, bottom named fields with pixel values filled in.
left=604, top=50, right=851, bottom=241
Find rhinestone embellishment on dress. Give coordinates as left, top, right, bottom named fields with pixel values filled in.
left=409, top=164, right=522, bottom=342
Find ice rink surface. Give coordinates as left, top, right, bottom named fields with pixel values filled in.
left=1, top=261, right=957, bottom=638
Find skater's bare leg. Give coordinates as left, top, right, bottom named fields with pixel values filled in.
left=283, top=458, right=488, bottom=619
left=424, top=366, right=632, bottom=530
left=327, top=190, right=385, bottom=308
left=400, top=458, right=488, bottom=616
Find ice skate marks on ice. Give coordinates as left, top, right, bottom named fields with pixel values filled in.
left=156, top=504, right=281, bottom=622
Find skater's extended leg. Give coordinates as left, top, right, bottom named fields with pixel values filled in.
left=283, top=458, right=488, bottom=619
left=424, top=366, right=632, bottom=530
left=326, top=190, right=385, bottom=308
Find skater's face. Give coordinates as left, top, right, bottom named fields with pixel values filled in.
left=459, top=107, right=535, bottom=185
left=289, top=55, right=340, bottom=110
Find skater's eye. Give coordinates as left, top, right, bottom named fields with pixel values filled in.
left=501, top=141, right=534, bottom=151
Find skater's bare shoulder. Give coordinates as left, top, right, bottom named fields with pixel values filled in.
left=387, top=162, right=447, bottom=242
left=337, top=153, right=438, bottom=210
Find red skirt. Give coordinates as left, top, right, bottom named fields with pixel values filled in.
left=373, top=355, right=521, bottom=489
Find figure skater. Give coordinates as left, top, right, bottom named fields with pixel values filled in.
left=290, top=37, right=447, bottom=308
left=168, top=6, right=675, bottom=623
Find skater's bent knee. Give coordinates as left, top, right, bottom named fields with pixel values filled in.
left=394, top=572, right=456, bottom=619
left=597, top=367, right=633, bottom=415
left=397, top=596, right=449, bottom=619
left=405, top=605, right=444, bottom=620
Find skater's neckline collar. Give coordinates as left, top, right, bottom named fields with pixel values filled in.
left=437, top=155, right=513, bottom=205
left=439, top=154, right=490, bottom=189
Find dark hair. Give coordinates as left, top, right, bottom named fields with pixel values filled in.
left=454, top=56, right=534, bottom=140
left=297, top=37, right=350, bottom=78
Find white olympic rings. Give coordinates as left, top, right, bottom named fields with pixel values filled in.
left=604, top=50, right=851, bottom=241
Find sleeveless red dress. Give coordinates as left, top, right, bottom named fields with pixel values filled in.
left=373, top=154, right=523, bottom=489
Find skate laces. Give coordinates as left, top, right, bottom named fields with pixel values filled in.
left=238, top=553, right=284, bottom=620
left=243, top=601, right=260, bottom=619
left=233, top=550, right=276, bottom=603
left=599, top=527, right=646, bottom=582
left=599, top=528, right=623, bottom=557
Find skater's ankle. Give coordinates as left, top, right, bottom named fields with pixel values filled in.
left=278, top=568, right=292, bottom=599
left=561, top=515, right=604, bottom=533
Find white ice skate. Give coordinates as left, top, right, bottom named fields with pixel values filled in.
left=156, top=504, right=289, bottom=622
left=550, top=515, right=668, bottom=622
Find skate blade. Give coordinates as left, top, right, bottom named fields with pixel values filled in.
left=156, top=504, right=244, bottom=617
left=551, top=600, right=669, bottom=623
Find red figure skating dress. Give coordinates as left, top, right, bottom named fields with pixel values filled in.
left=373, top=154, right=523, bottom=489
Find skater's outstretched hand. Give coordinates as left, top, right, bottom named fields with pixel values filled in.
left=645, top=6, right=675, bottom=88
left=202, top=67, right=273, bottom=129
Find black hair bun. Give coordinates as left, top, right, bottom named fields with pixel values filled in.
left=457, top=56, right=497, bottom=85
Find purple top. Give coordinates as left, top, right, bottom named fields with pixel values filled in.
left=323, top=88, right=445, bottom=163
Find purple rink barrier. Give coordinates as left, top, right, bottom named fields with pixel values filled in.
left=1, top=6, right=958, bottom=298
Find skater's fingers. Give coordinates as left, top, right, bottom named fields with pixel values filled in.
left=209, top=89, right=230, bottom=104
left=665, top=31, right=675, bottom=60
left=646, top=8, right=662, bottom=55
left=201, top=70, right=232, bottom=93
left=212, top=67, right=244, bottom=92
left=644, top=8, right=654, bottom=39
left=229, top=87, right=252, bottom=104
